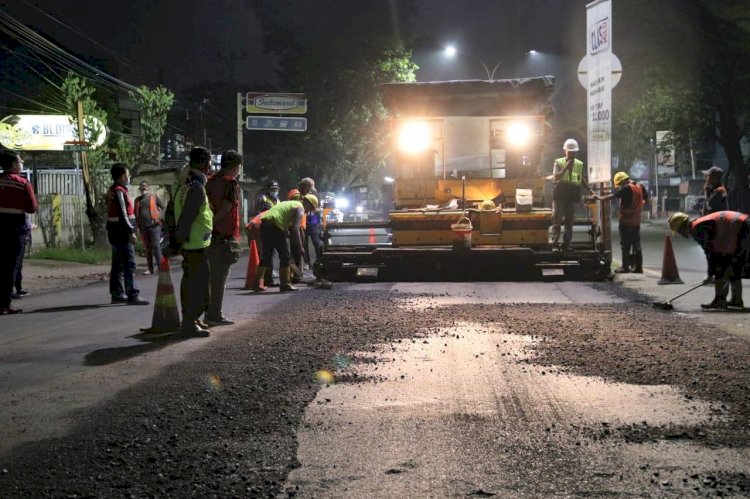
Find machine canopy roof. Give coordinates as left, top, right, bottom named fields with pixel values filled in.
left=380, top=76, right=555, bottom=118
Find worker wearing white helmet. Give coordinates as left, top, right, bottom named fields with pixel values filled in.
left=594, top=171, right=649, bottom=273
left=668, top=211, right=750, bottom=310
left=550, top=138, right=594, bottom=251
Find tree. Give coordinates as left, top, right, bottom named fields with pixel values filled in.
left=247, top=0, right=418, bottom=194
left=61, top=71, right=110, bottom=246
left=695, top=0, right=750, bottom=212
left=128, top=85, right=174, bottom=175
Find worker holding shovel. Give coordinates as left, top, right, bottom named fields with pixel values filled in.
left=668, top=211, right=750, bottom=310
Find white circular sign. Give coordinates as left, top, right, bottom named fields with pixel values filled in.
left=577, top=53, right=622, bottom=89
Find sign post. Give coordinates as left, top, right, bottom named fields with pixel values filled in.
left=585, top=0, right=613, bottom=184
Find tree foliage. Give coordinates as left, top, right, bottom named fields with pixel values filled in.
left=61, top=71, right=110, bottom=246
left=128, top=85, right=174, bottom=174
left=246, top=0, right=418, bottom=195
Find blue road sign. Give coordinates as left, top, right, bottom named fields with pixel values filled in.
left=246, top=116, right=307, bottom=132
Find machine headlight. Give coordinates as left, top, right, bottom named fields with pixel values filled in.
left=397, top=121, right=430, bottom=153
left=506, top=121, right=532, bottom=147
left=335, top=197, right=350, bottom=210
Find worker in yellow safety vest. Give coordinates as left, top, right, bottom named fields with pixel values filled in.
left=550, top=138, right=594, bottom=251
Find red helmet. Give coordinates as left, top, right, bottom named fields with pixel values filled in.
left=287, top=188, right=301, bottom=201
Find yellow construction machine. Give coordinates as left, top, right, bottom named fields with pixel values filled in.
left=318, top=77, right=611, bottom=281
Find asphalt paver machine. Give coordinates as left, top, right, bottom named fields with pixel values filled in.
left=319, top=77, right=611, bottom=282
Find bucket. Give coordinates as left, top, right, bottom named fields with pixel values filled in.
left=450, top=216, right=473, bottom=251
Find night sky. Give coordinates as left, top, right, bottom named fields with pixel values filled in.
left=2, top=0, right=590, bottom=89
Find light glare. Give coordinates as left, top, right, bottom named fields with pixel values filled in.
left=398, top=121, right=430, bottom=153
left=506, top=122, right=532, bottom=147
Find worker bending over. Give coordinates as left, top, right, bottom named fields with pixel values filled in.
left=668, top=211, right=749, bottom=310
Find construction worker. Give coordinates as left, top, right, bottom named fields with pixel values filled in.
left=134, top=181, right=165, bottom=275
left=550, top=139, right=594, bottom=251
left=0, top=151, right=37, bottom=315
left=106, top=164, right=149, bottom=306
left=668, top=211, right=749, bottom=310
left=174, top=147, right=214, bottom=336
left=205, top=150, right=242, bottom=327
left=286, top=183, right=310, bottom=280
left=595, top=172, right=649, bottom=273
left=700, top=166, right=728, bottom=284
left=252, top=194, right=319, bottom=293
left=254, top=180, right=280, bottom=214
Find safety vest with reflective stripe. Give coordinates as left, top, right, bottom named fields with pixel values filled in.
left=134, top=194, right=160, bottom=226
left=174, top=178, right=213, bottom=250
left=0, top=173, right=37, bottom=216
left=555, top=157, right=584, bottom=185
left=619, top=183, right=645, bottom=227
left=106, top=183, right=135, bottom=223
left=692, top=211, right=749, bottom=254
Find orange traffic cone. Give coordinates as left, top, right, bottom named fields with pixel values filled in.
left=244, top=239, right=261, bottom=290
left=141, top=256, right=181, bottom=334
left=368, top=227, right=376, bottom=244
left=657, top=235, right=684, bottom=285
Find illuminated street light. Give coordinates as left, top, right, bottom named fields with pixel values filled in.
left=444, top=45, right=502, bottom=81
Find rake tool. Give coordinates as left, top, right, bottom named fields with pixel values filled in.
left=652, top=281, right=705, bottom=311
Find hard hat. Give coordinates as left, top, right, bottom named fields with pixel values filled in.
left=563, top=138, right=579, bottom=152
left=287, top=188, right=301, bottom=200
left=479, top=199, right=495, bottom=210
left=268, top=180, right=279, bottom=189
left=302, top=193, right=319, bottom=211
left=668, top=212, right=689, bottom=234
left=702, top=166, right=723, bottom=178
left=613, top=172, right=630, bottom=186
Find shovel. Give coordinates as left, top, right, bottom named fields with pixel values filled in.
left=652, top=281, right=705, bottom=311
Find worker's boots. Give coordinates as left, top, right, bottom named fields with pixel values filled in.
left=728, top=280, right=744, bottom=309
left=280, top=266, right=298, bottom=292
left=614, top=253, right=630, bottom=273
left=252, top=265, right=267, bottom=292
left=701, top=279, right=729, bottom=309
left=632, top=251, right=643, bottom=274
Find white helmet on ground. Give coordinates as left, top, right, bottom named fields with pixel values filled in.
left=563, top=138, right=579, bottom=152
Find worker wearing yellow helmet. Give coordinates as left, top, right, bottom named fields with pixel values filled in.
left=550, top=138, right=594, bottom=251
left=668, top=210, right=750, bottom=310
left=253, top=193, right=319, bottom=292
left=594, top=171, right=649, bottom=273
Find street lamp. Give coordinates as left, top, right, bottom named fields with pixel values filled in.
left=444, top=45, right=502, bottom=81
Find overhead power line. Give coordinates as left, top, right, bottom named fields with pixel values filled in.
left=0, top=7, right=138, bottom=94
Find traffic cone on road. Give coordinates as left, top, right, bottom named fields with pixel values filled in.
left=141, top=256, right=181, bottom=334
left=657, top=235, right=684, bottom=285
left=368, top=227, right=376, bottom=244
left=244, top=240, right=261, bottom=290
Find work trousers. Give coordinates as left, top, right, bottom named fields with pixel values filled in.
left=140, top=224, right=162, bottom=273
left=207, top=236, right=239, bottom=320
left=180, top=248, right=210, bottom=324
left=550, top=200, right=577, bottom=246
left=618, top=224, right=641, bottom=259
left=260, top=221, right=291, bottom=268
left=110, top=241, right=139, bottom=299
left=13, top=233, right=29, bottom=292
left=1, top=227, right=26, bottom=308
left=305, top=223, right=323, bottom=263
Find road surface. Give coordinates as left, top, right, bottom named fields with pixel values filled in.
left=1, top=240, right=749, bottom=497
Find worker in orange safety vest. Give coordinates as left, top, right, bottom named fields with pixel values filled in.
left=669, top=211, right=750, bottom=310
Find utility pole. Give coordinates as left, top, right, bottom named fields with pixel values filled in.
left=237, top=92, right=244, bottom=180
left=76, top=100, right=94, bottom=210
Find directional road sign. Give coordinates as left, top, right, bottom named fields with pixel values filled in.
left=246, top=116, right=307, bottom=132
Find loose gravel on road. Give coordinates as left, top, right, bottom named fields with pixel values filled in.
left=1, top=283, right=748, bottom=497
